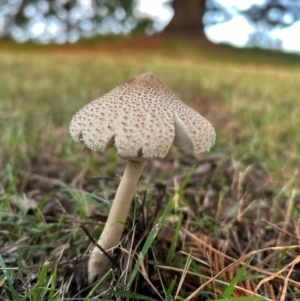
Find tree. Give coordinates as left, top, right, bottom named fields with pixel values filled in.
left=164, top=0, right=207, bottom=36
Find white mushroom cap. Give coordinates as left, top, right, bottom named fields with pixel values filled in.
left=69, top=72, right=216, bottom=160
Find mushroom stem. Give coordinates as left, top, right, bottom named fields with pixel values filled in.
left=88, top=159, right=145, bottom=283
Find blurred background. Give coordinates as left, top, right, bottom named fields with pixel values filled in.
left=1, top=0, right=300, bottom=54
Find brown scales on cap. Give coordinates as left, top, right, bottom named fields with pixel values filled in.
left=70, top=72, right=216, bottom=159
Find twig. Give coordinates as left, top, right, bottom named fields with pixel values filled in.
left=53, top=199, right=120, bottom=269
left=138, top=254, right=164, bottom=301
left=263, top=219, right=300, bottom=241
left=279, top=262, right=294, bottom=301
left=175, top=250, right=192, bottom=299
left=254, top=255, right=300, bottom=293
left=80, top=224, right=120, bottom=269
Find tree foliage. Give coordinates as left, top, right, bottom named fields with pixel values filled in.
left=245, top=0, right=300, bottom=26
left=0, top=0, right=152, bottom=43
left=203, top=0, right=300, bottom=49
left=1, top=0, right=300, bottom=47
left=205, top=0, right=300, bottom=28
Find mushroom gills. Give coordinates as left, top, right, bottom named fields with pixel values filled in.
left=105, top=135, right=115, bottom=149
left=173, top=113, right=194, bottom=152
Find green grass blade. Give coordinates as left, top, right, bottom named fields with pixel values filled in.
left=110, top=290, right=159, bottom=301
left=128, top=223, right=159, bottom=287
left=0, top=256, right=22, bottom=301
left=150, top=248, right=167, bottom=296
left=5, top=164, right=17, bottom=194
left=64, top=187, right=111, bottom=207
left=83, top=268, right=115, bottom=301
left=48, top=263, right=58, bottom=301
left=166, top=210, right=182, bottom=265
left=221, top=258, right=252, bottom=298
left=165, top=278, right=177, bottom=300
left=179, top=166, right=195, bottom=193
left=33, top=262, right=50, bottom=301
left=128, top=198, right=176, bottom=288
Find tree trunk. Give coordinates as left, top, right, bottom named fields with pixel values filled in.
left=164, top=0, right=206, bottom=36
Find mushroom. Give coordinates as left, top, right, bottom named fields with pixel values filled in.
left=69, top=72, right=216, bottom=283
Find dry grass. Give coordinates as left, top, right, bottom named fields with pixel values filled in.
left=2, top=152, right=300, bottom=300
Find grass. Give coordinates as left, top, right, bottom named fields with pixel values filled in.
left=1, top=36, right=300, bottom=179
left=1, top=35, right=300, bottom=300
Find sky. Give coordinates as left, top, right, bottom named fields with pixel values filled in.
left=136, top=0, right=300, bottom=54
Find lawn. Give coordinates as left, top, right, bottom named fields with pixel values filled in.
left=0, top=35, right=300, bottom=300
